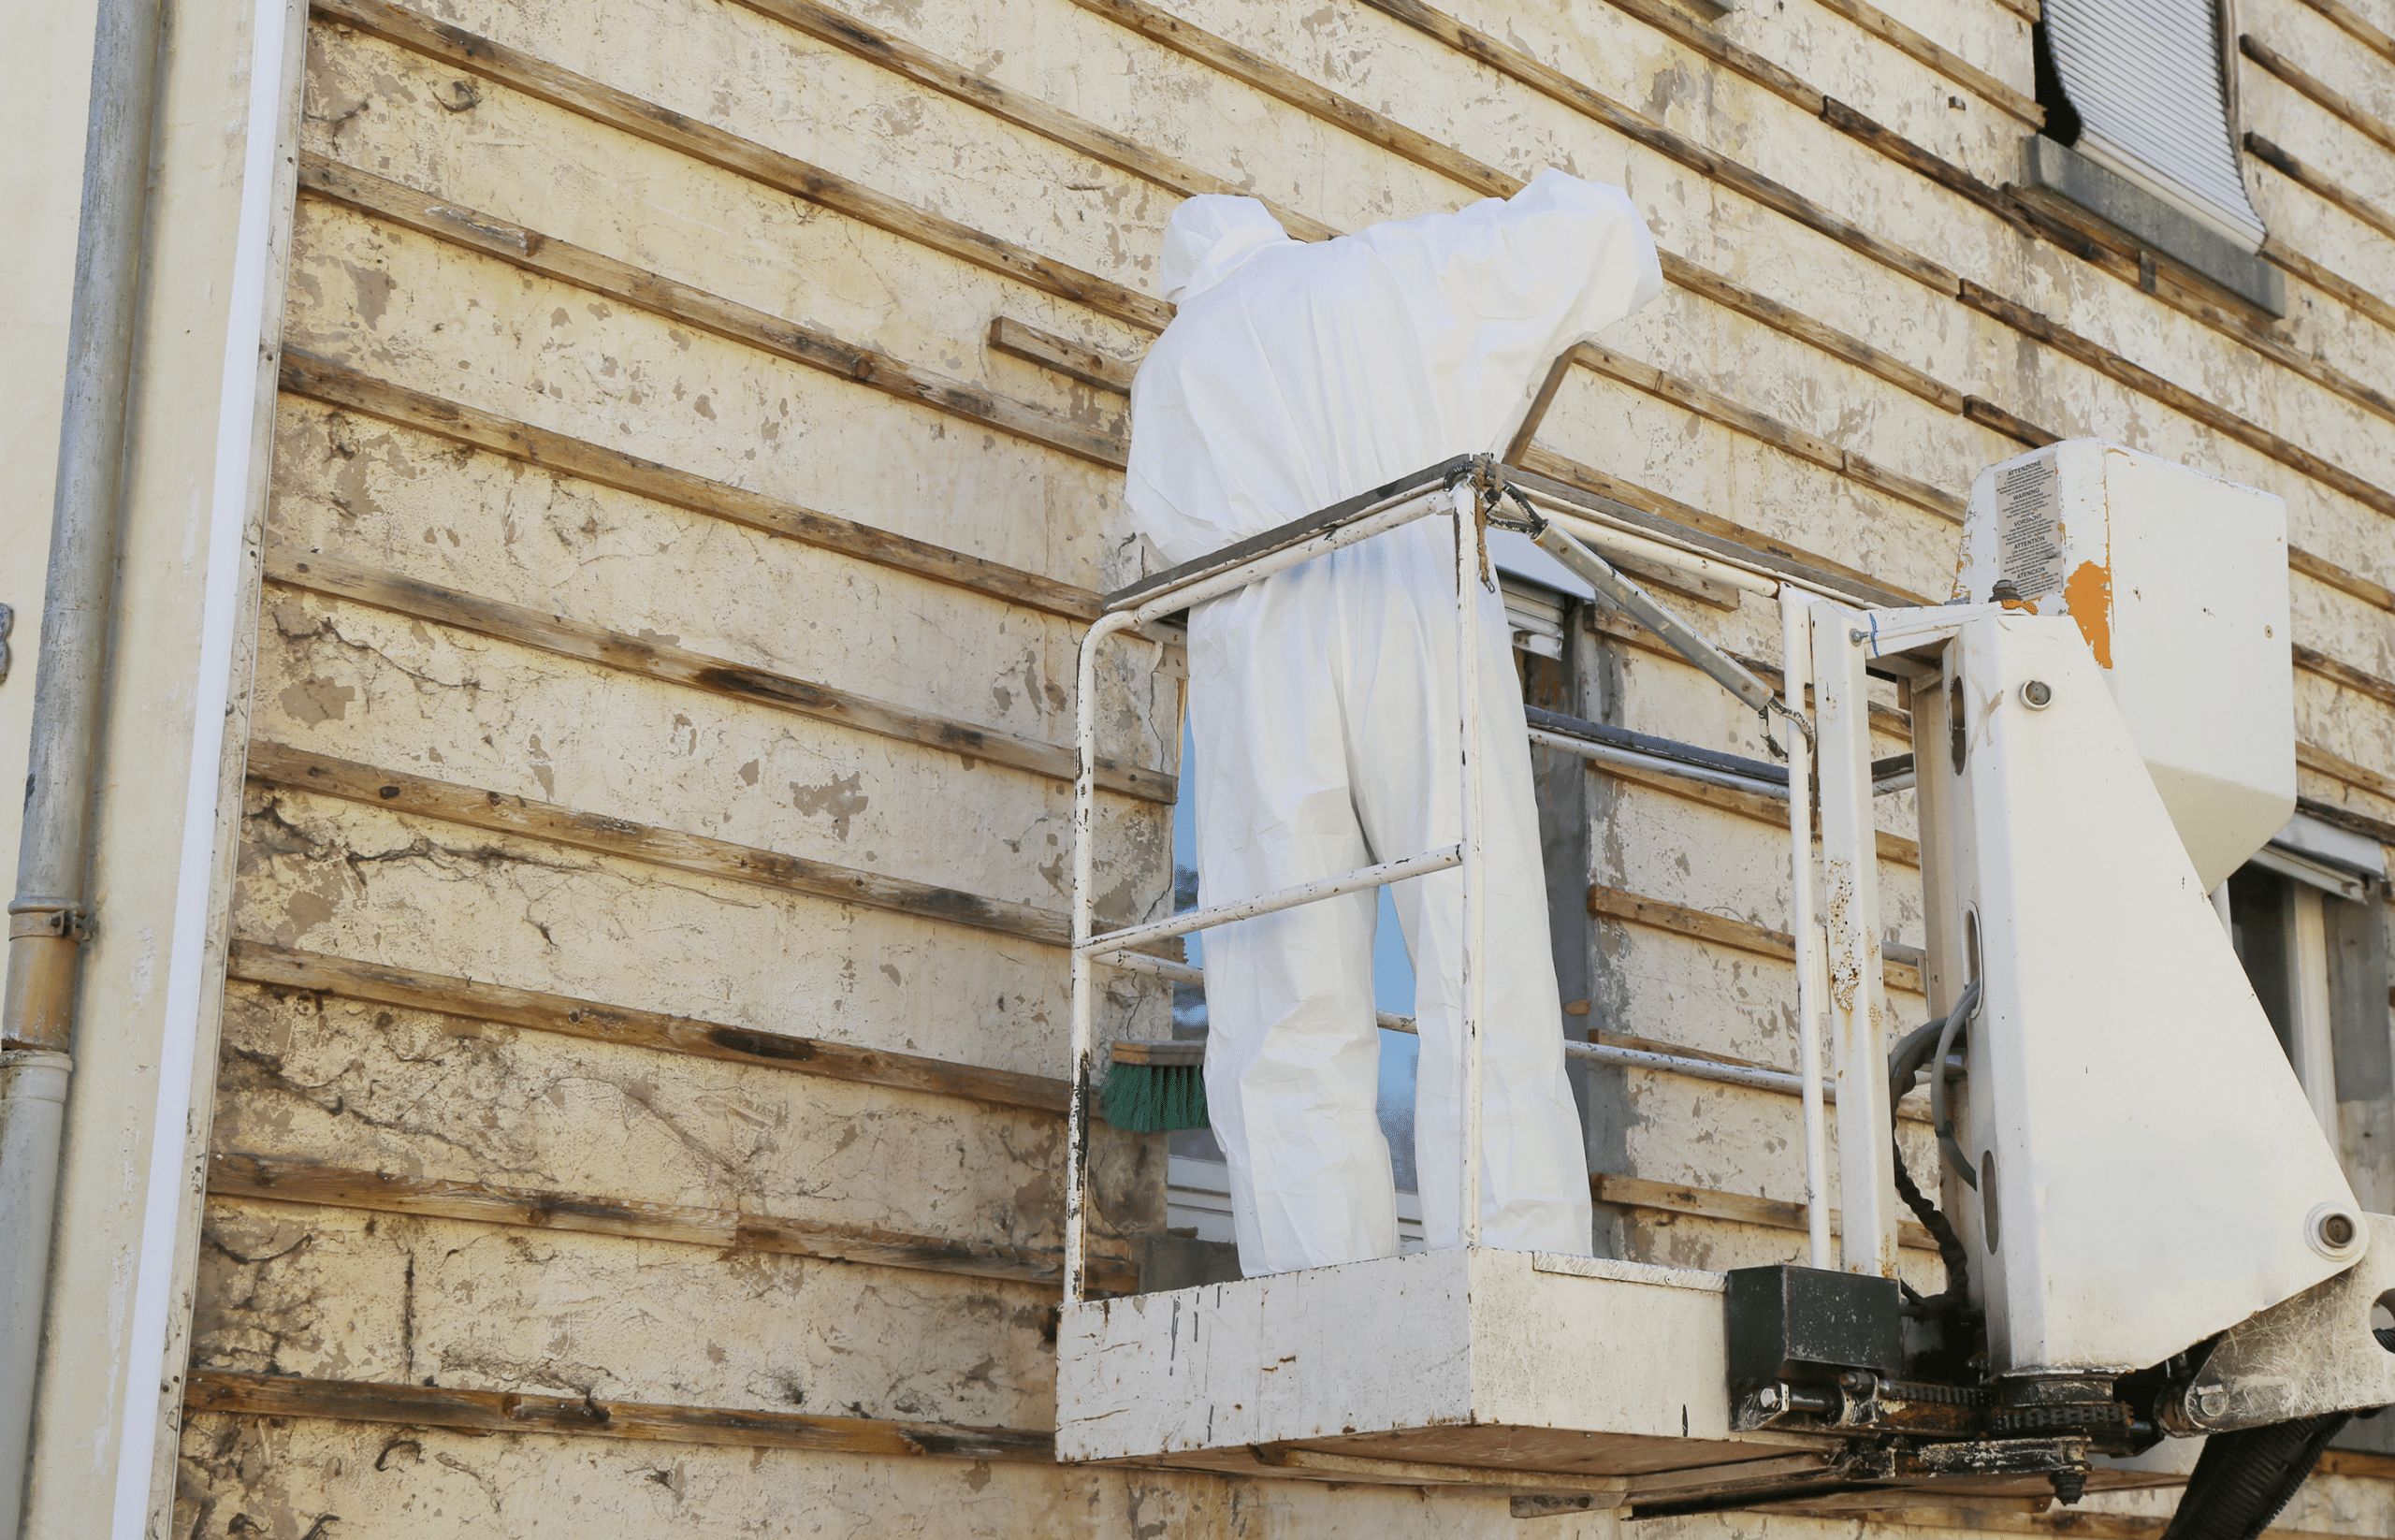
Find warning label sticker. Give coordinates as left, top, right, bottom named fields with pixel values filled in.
left=1996, top=455, right=2063, bottom=596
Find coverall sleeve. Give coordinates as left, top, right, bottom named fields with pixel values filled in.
left=1348, top=167, right=1664, bottom=429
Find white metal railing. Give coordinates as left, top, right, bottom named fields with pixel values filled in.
left=1066, top=466, right=1489, bottom=1302
left=1089, top=847, right=1463, bottom=958
left=1064, top=457, right=1960, bottom=1302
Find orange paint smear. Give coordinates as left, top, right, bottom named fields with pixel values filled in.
left=2065, top=559, right=2113, bottom=668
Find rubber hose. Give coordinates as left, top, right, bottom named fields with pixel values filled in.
left=1929, top=978, right=1981, bottom=1189
left=1884, top=1000, right=1973, bottom=1313
left=2161, top=1413, right=2351, bottom=1540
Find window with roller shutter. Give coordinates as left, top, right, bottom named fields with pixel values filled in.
left=2024, top=0, right=2286, bottom=313
left=2039, top=0, right=2268, bottom=250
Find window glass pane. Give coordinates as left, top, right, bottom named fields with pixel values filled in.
left=2227, top=864, right=2295, bottom=1062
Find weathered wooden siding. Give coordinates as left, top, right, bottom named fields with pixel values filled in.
left=174, top=0, right=2395, bottom=1530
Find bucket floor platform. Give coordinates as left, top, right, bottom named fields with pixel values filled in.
left=1056, top=1248, right=2180, bottom=1511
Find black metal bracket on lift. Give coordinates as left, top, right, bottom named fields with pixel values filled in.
left=1696, top=1264, right=2168, bottom=1518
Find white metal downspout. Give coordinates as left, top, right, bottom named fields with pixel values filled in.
left=1064, top=611, right=1137, bottom=1307
left=109, top=3, right=304, bottom=1532
left=0, top=1058, right=69, bottom=1534
left=0, top=0, right=165, bottom=1530
left=1812, top=602, right=1901, bottom=1276
left=1778, top=591, right=1833, bottom=1271
left=1453, top=483, right=1488, bottom=1251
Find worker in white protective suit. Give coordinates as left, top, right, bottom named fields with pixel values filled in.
left=1125, top=169, right=1664, bottom=1276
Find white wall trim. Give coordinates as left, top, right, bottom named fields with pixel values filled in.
left=106, top=0, right=300, bottom=1531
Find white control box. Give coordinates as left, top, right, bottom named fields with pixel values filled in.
left=1955, top=441, right=2292, bottom=891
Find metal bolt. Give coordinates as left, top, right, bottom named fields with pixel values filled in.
left=2020, top=679, right=2054, bottom=709
left=2311, top=1205, right=2360, bottom=1255
left=2192, top=1385, right=2228, bottom=1419
left=2050, top=1470, right=2088, bottom=1505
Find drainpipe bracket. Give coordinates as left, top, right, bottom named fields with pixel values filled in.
left=7, top=908, right=93, bottom=944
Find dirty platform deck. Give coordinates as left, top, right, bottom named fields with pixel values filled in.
left=1055, top=1248, right=2183, bottom=1509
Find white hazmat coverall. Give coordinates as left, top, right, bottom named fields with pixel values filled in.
left=1125, top=169, right=1664, bottom=1276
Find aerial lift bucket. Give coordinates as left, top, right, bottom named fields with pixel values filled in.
left=1057, top=450, right=2395, bottom=1528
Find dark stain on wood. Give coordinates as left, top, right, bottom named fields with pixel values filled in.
left=185, top=1370, right=1057, bottom=1460
left=263, top=545, right=1174, bottom=804
left=225, top=939, right=1075, bottom=1111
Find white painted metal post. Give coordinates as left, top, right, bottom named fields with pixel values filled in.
left=1453, top=482, right=1488, bottom=1250
left=1065, top=609, right=1139, bottom=1305
left=1778, top=590, right=1833, bottom=1272
left=1811, top=600, right=1899, bottom=1276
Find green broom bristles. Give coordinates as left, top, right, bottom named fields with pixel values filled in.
left=1100, top=1041, right=1210, bottom=1132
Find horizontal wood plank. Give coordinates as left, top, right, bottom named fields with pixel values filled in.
left=2262, top=235, right=2395, bottom=341
left=1518, top=450, right=1929, bottom=608
left=1658, top=252, right=1965, bottom=414
left=1960, top=270, right=2395, bottom=519
left=1777, top=1505, right=2348, bottom=1536
left=1067, top=0, right=1526, bottom=197
left=1592, top=1172, right=1937, bottom=1252
left=1840, top=450, right=1968, bottom=524
left=1961, top=395, right=2061, bottom=447
left=1594, top=1028, right=1934, bottom=1123
left=1575, top=344, right=1964, bottom=523
left=243, top=741, right=1079, bottom=947
left=224, top=939, right=1072, bottom=1111
left=184, top=1370, right=1054, bottom=1460
left=1595, top=0, right=1826, bottom=113
left=2288, top=0, right=2395, bottom=68
left=2296, top=643, right=2395, bottom=712
left=730, top=0, right=1336, bottom=240
left=2298, top=740, right=2395, bottom=806
left=2300, top=794, right=2395, bottom=849
left=2313, top=1447, right=2395, bottom=1479
left=263, top=544, right=1173, bottom=804
left=309, top=0, right=1173, bottom=332
left=279, top=353, right=1104, bottom=622
left=2247, top=131, right=2395, bottom=246
left=1589, top=756, right=1923, bottom=868
left=1589, top=884, right=1925, bottom=995
left=989, top=316, right=1139, bottom=394
left=298, top=154, right=1128, bottom=469
left=1804, top=0, right=2042, bottom=123
left=2241, top=33, right=2395, bottom=157
left=1816, top=98, right=2039, bottom=240
left=1580, top=606, right=1918, bottom=739
left=210, top=1153, right=1135, bottom=1291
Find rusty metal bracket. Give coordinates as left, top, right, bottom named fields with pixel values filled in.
left=7, top=908, right=93, bottom=945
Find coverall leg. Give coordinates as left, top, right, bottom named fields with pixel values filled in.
left=1193, top=520, right=1593, bottom=1275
